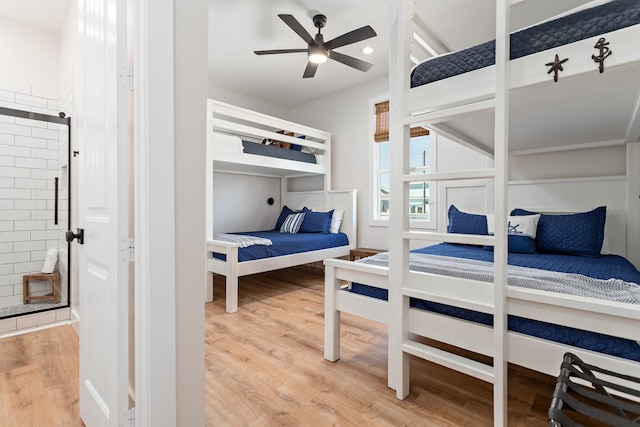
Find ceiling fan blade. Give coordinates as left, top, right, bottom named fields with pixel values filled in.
left=329, top=51, right=373, bottom=72
left=254, top=49, right=307, bottom=55
left=303, top=62, right=318, bottom=78
left=278, top=14, right=315, bottom=45
left=324, top=25, right=377, bottom=50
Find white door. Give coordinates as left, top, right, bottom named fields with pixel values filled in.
left=75, top=0, right=131, bottom=426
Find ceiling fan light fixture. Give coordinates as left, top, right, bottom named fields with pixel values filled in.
left=308, top=48, right=328, bottom=64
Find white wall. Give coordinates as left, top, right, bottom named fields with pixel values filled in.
left=211, top=172, right=282, bottom=233
left=208, top=84, right=288, bottom=119
left=0, top=17, right=60, bottom=98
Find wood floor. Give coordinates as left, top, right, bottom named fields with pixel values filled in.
left=1, top=266, right=564, bottom=426
left=0, top=325, right=82, bottom=427
left=205, top=266, right=558, bottom=426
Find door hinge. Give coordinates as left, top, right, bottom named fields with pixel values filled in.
left=120, top=407, right=135, bottom=427
left=120, top=65, right=134, bottom=91
left=121, top=237, right=135, bottom=263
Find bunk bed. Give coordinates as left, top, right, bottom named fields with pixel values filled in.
left=205, top=100, right=357, bottom=313
left=324, top=1, right=640, bottom=424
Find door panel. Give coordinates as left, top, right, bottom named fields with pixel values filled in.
left=76, top=0, right=130, bottom=425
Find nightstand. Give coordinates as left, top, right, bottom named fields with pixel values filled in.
left=350, top=247, right=385, bottom=261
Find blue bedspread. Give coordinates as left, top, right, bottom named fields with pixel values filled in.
left=351, top=243, right=640, bottom=362
left=411, top=0, right=640, bottom=87
left=213, top=231, right=349, bottom=262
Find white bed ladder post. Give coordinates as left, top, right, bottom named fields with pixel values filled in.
left=388, top=0, right=413, bottom=399
left=493, top=0, right=510, bottom=425
left=388, top=0, right=511, bottom=423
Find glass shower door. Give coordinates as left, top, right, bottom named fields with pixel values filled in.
left=0, top=106, right=70, bottom=319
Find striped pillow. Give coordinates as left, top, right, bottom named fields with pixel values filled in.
left=280, top=213, right=305, bottom=234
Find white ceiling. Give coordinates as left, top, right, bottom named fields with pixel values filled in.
left=4, top=0, right=593, bottom=110
left=0, top=0, right=71, bottom=33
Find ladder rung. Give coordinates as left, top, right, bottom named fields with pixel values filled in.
left=401, top=340, right=496, bottom=383
left=402, top=282, right=494, bottom=314
left=401, top=231, right=495, bottom=246
left=402, top=168, right=496, bottom=183
left=404, top=98, right=496, bottom=126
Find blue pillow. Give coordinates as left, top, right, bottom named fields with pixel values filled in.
left=291, top=135, right=305, bottom=151
left=510, top=207, right=606, bottom=256
left=274, top=205, right=300, bottom=230
left=447, top=205, right=488, bottom=235
left=300, top=207, right=334, bottom=233
left=280, top=213, right=305, bottom=234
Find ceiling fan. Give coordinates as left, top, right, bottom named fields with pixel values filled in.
left=254, top=14, right=377, bottom=78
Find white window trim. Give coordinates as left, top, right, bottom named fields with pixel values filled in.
left=368, top=94, right=437, bottom=230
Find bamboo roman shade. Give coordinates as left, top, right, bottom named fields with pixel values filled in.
left=374, top=100, right=429, bottom=142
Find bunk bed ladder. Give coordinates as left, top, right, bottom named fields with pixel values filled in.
left=388, top=1, right=510, bottom=425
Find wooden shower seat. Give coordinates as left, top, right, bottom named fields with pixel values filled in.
left=23, top=272, right=60, bottom=304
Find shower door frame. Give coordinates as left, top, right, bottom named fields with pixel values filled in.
left=0, top=106, right=71, bottom=318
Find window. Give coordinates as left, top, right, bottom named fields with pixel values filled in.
left=372, top=99, right=436, bottom=228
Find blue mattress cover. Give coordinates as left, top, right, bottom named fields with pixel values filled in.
left=242, top=141, right=317, bottom=164
left=351, top=243, right=640, bottom=362
left=213, top=230, right=349, bottom=262
left=411, top=0, right=640, bottom=87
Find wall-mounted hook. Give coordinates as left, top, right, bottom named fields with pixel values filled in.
left=73, top=151, right=80, bottom=157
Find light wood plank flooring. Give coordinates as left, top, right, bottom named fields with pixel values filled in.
left=1, top=266, right=565, bottom=426
left=206, top=266, right=558, bottom=426
left=0, top=325, right=82, bottom=427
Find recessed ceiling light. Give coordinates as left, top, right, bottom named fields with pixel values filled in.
left=361, top=46, right=374, bottom=55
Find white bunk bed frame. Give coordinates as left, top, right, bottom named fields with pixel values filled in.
left=324, top=1, right=640, bottom=425
left=205, top=100, right=357, bottom=313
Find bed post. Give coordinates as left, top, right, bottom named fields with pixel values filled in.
left=324, top=264, right=341, bottom=362
left=225, top=245, right=239, bottom=313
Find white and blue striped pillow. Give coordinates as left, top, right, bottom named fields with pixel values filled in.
left=280, top=212, right=306, bottom=234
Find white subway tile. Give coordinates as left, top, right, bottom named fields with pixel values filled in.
left=15, top=117, right=47, bottom=129
left=30, top=169, right=56, bottom=180
left=0, top=188, right=30, bottom=199
left=15, top=93, right=48, bottom=109
left=0, top=166, right=30, bottom=178
left=0, top=155, right=14, bottom=166
left=31, top=128, right=59, bottom=140
left=0, top=199, right=14, bottom=209
left=15, top=135, right=47, bottom=149
left=1, top=230, right=30, bottom=242
left=13, top=241, right=44, bottom=252
left=13, top=261, right=42, bottom=274
left=0, top=177, right=14, bottom=187
left=15, top=220, right=47, bottom=231
left=0, top=284, right=15, bottom=297
left=0, top=122, right=31, bottom=137
left=31, top=189, right=52, bottom=200
left=31, top=148, right=59, bottom=160
left=0, top=242, right=13, bottom=253
left=31, top=210, right=54, bottom=220
left=30, top=230, right=58, bottom=240
left=14, top=200, right=45, bottom=209
left=0, top=252, right=30, bottom=265
left=30, top=250, right=46, bottom=262
left=46, top=159, right=59, bottom=169
left=47, top=140, right=59, bottom=150
left=15, top=157, right=47, bottom=169
left=15, top=178, right=47, bottom=190
left=0, top=210, right=29, bottom=220
left=1, top=144, right=30, bottom=157
left=0, top=134, right=14, bottom=145
left=0, top=89, right=16, bottom=103
left=0, top=221, right=13, bottom=231
left=0, top=273, right=20, bottom=286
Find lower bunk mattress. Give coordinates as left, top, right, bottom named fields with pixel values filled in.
left=213, top=231, right=349, bottom=262
left=351, top=243, right=640, bottom=362
left=411, top=0, right=640, bottom=87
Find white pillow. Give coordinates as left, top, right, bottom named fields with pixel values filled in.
left=330, top=209, right=344, bottom=234
left=486, top=214, right=540, bottom=238
left=41, top=248, right=59, bottom=273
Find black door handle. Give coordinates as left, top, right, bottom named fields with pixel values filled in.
left=66, top=228, right=84, bottom=244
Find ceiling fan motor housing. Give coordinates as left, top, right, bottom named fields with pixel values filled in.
left=313, top=14, right=327, bottom=29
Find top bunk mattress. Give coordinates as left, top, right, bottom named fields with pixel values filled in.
left=411, top=0, right=640, bottom=88
left=242, top=140, right=317, bottom=164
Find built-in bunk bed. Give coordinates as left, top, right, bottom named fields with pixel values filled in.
left=323, top=1, right=640, bottom=424
left=206, top=100, right=356, bottom=313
